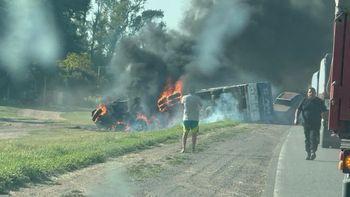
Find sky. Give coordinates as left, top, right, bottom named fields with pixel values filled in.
left=144, top=0, right=189, bottom=30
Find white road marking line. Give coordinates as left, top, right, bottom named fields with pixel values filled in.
left=273, top=131, right=291, bottom=197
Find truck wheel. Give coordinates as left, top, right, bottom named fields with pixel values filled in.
left=320, top=123, right=341, bottom=148
left=320, top=137, right=330, bottom=148
left=320, top=124, right=330, bottom=148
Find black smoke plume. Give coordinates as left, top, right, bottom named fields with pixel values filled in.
left=181, top=0, right=334, bottom=92
left=109, top=0, right=334, bottom=111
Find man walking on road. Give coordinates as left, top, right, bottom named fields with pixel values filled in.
left=294, top=87, right=327, bottom=160
left=181, top=87, right=202, bottom=153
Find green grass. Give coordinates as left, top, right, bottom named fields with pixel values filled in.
left=0, top=105, right=92, bottom=125
left=0, top=119, right=238, bottom=194
left=0, top=106, right=38, bottom=125
left=0, top=106, right=20, bottom=118
left=60, top=110, right=92, bottom=125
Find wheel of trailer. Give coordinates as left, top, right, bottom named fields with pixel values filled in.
left=320, top=123, right=340, bottom=149
left=320, top=131, right=330, bottom=148
left=132, top=119, right=147, bottom=131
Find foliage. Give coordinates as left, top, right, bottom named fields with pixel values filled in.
left=88, top=0, right=165, bottom=66
left=141, top=9, right=164, bottom=26
left=0, top=0, right=92, bottom=103
left=58, top=53, right=97, bottom=88
left=49, top=0, right=91, bottom=55
left=0, top=0, right=167, bottom=104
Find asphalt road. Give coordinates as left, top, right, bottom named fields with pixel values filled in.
left=266, top=125, right=344, bottom=197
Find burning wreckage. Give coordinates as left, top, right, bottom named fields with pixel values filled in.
left=91, top=99, right=148, bottom=131
left=91, top=80, right=184, bottom=131
left=91, top=81, right=275, bottom=131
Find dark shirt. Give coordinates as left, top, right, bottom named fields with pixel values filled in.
left=298, top=97, right=327, bottom=128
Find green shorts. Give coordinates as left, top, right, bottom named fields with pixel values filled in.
left=183, top=120, right=199, bottom=134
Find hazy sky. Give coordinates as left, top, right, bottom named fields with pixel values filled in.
left=144, top=0, right=189, bottom=30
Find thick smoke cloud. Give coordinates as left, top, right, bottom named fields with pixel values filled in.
left=187, top=0, right=251, bottom=76
left=182, top=0, right=334, bottom=92
left=110, top=33, right=169, bottom=114
left=110, top=0, right=334, bottom=113
left=202, top=92, right=242, bottom=123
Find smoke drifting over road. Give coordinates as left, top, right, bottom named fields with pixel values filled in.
left=110, top=0, right=334, bottom=105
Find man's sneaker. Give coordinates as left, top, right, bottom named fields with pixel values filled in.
left=310, top=152, right=316, bottom=160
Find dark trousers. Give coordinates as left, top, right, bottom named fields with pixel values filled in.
left=303, top=125, right=320, bottom=153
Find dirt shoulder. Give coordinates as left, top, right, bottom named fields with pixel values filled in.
left=5, top=123, right=290, bottom=197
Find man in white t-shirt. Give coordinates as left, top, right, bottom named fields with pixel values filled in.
left=181, top=89, right=202, bottom=153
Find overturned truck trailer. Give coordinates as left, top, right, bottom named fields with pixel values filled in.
left=91, top=99, right=149, bottom=131
left=196, top=82, right=274, bottom=123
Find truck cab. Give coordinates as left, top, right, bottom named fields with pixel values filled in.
left=328, top=0, right=350, bottom=196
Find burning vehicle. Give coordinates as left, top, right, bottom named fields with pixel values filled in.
left=92, top=80, right=184, bottom=131
left=91, top=98, right=150, bottom=131
left=157, top=80, right=183, bottom=112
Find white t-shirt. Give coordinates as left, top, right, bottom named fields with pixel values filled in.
left=181, top=94, right=202, bottom=121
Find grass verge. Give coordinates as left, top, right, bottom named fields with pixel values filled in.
left=0, top=106, right=20, bottom=119
left=0, top=120, right=238, bottom=194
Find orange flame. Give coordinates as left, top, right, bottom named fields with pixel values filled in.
left=158, top=79, right=174, bottom=102
left=174, top=80, right=183, bottom=93
left=136, top=113, right=151, bottom=125
left=99, top=103, right=107, bottom=116
left=111, top=120, right=129, bottom=131
left=157, top=79, right=183, bottom=112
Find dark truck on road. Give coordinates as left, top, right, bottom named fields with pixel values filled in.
left=328, top=1, right=350, bottom=196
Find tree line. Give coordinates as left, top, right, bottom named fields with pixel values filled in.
left=0, top=0, right=165, bottom=106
